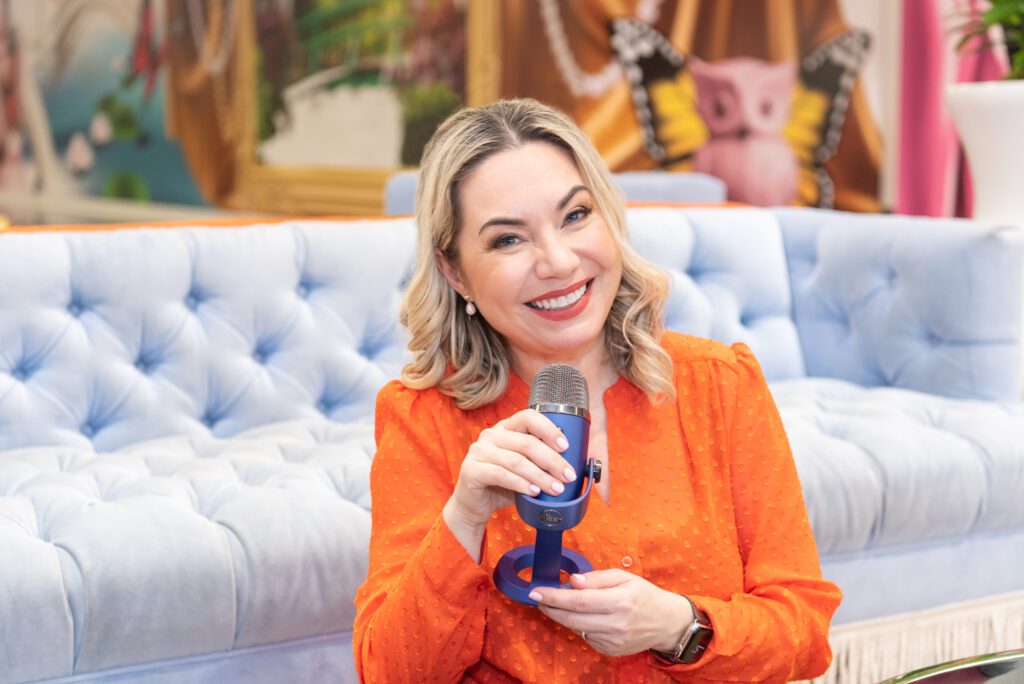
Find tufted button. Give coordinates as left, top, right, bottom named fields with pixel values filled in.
left=67, top=299, right=84, bottom=317
left=316, top=399, right=331, bottom=414
left=135, top=356, right=154, bottom=373
left=297, top=281, right=311, bottom=298
left=253, top=349, right=268, bottom=364
left=11, top=364, right=28, bottom=381
left=185, top=290, right=202, bottom=310
left=200, top=412, right=217, bottom=428
left=620, top=555, right=633, bottom=568
left=888, top=268, right=899, bottom=285
left=358, top=337, right=378, bottom=360
left=928, top=332, right=942, bottom=347
left=476, top=579, right=490, bottom=593
left=80, top=423, right=96, bottom=438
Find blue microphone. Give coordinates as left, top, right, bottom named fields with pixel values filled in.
left=493, top=364, right=602, bottom=605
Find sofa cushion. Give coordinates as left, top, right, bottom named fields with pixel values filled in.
left=0, top=219, right=415, bottom=454
left=0, top=419, right=373, bottom=682
left=772, top=378, right=1024, bottom=555
left=775, top=207, right=1024, bottom=400
left=628, top=207, right=806, bottom=381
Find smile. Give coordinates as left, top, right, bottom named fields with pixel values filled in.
left=526, top=280, right=591, bottom=311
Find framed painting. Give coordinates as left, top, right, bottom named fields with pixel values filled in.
left=232, top=0, right=500, bottom=215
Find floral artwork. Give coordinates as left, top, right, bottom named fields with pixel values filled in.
left=254, top=0, right=466, bottom=169
left=2, top=0, right=204, bottom=205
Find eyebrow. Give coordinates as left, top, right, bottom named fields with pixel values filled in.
left=477, top=185, right=589, bottom=235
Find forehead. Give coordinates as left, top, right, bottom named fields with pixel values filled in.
left=458, top=142, right=584, bottom=216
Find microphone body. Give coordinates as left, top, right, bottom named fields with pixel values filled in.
left=493, top=364, right=602, bottom=605
left=533, top=409, right=589, bottom=503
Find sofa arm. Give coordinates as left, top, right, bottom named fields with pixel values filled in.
left=775, top=207, right=1024, bottom=401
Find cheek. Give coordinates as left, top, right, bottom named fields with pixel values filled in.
left=463, top=254, right=527, bottom=306
left=593, top=230, right=624, bottom=280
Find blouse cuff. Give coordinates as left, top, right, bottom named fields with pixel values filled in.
left=647, top=594, right=720, bottom=676
left=415, top=514, right=492, bottom=601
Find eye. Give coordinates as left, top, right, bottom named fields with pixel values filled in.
left=713, top=97, right=727, bottom=119
left=490, top=233, right=522, bottom=250
left=564, top=204, right=593, bottom=225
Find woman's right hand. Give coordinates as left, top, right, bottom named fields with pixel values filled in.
left=444, top=409, right=579, bottom=534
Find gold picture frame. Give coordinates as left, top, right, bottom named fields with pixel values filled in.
left=231, top=0, right=500, bottom=216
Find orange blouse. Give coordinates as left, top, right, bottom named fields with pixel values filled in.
left=354, top=333, right=841, bottom=682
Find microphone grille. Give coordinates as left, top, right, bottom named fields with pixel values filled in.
left=528, top=364, right=589, bottom=409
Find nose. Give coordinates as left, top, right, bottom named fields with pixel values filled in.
left=535, top=231, right=580, bottom=280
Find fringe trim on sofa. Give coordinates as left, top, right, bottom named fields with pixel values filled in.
left=801, top=590, right=1024, bottom=684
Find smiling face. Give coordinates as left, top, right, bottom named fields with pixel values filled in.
left=437, top=141, right=623, bottom=375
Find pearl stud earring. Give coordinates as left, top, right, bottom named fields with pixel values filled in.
left=465, top=300, right=476, bottom=316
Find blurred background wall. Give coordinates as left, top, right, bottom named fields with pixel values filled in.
left=0, top=0, right=1004, bottom=223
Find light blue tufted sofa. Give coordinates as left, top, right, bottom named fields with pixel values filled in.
left=1, top=206, right=1022, bottom=683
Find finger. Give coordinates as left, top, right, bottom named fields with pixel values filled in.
left=486, top=445, right=568, bottom=496
left=492, top=430, right=576, bottom=485
left=571, top=569, right=633, bottom=589
left=472, top=447, right=567, bottom=497
left=536, top=605, right=603, bottom=633
left=470, top=461, right=543, bottom=497
left=508, top=409, right=574, bottom=459
left=529, top=586, right=613, bottom=614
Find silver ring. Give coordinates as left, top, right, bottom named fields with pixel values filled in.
left=581, top=630, right=589, bottom=641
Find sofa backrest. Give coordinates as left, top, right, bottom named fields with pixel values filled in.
left=383, top=170, right=728, bottom=215
left=775, top=207, right=1024, bottom=400
left=627, top=207, right=805, bottom=381
left=0, top=219, right=416, bottom=452
left=6, top=204, right=1018, bottom=453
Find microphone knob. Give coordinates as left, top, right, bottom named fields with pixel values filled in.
left=591, top=460, right=603, bottom=484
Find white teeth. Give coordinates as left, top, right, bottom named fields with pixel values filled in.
left=528, top=283, right=587, bottom=310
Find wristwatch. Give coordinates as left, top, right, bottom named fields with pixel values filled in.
left=650, top=595, right=714, bottom=665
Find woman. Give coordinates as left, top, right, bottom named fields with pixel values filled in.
left=353, top=99, right=841, bottom=682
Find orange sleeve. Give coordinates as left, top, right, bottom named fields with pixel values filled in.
left=654, top=343, right=842, bottom=682
left=352, top=382, right=490, bottom=683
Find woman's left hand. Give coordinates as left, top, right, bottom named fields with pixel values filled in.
left=529, top=570, right=692, bottom=657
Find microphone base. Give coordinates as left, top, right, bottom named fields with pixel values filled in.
left=493, top=545, right=593, bottom=606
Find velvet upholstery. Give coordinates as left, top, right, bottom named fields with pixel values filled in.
left=2, top=207, right=1022, bottom=682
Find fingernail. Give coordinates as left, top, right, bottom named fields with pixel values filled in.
left=564, top=467, right=577, bottom=482
left=529, top=590, right=543, bottom=602
left=529, top=484, right=541, bottom=495
left=551, top=481, right=564, bottom=494
left=556, top=436, right=569, bottom=451
left=572, top=573, right=586, bottom=583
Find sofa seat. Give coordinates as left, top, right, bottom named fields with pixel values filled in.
left=772, top=378, right=1024, bottom=555
left=5, top=380, right=1022, bottom=681
left=772, top=377, right=1024, bottom=625
left=0, top=419, right=374, bottom=683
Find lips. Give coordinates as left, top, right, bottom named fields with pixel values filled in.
left=525, top=279, right=592, bottom=311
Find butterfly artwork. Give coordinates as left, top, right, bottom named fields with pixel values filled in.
left=610, top=19, right=871, bottom=208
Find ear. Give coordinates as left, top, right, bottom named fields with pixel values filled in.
left=434, top=249, right=469, bottom=299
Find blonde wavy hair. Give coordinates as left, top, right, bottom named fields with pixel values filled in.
left=400, top=98, right=674, bottom=409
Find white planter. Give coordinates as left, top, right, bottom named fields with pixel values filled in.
left=946, top=80, right=1024, bottom=228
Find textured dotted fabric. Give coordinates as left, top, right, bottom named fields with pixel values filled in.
left=354, top=333, right=841, bottom=682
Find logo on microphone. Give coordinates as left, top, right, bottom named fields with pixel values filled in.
left=538, top=509, right=564, bottom=526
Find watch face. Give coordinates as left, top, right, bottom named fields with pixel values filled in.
left=679, top=610, right=713, bottom=664
left=681, top=624, right=713, bottom=664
